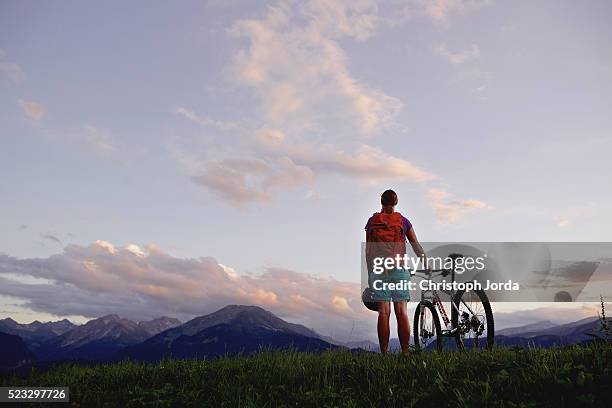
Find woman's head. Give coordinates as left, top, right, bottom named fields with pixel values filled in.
left=381, top=189, right=398, bottom=207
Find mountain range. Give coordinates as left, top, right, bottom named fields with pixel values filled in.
left=416, top=316, right=605, bottom=350
left=0, top=317, right=75, bottom=349
left=494, top=316, right=603, bottom=347
left=0, top=314, right=181, bottom=364
left=116, top=305, right=336, bottom=362
left=35, top=315, right=182, bottom=361
left=0, top=305, right=607, bottom=371
left=0, top=305, right=338, bottom=370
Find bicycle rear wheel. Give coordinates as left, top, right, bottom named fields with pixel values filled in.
left=451, top=289, right=494, bottom=349
left=413, top=300, right=442, bottom=351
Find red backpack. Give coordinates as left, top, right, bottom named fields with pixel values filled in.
left=365, top=212, right=406, bottom=273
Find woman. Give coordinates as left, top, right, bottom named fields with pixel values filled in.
left=365, top=189, right=426, bottom=355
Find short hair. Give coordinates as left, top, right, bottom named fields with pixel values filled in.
left=381, top=189, right=398, bottom=206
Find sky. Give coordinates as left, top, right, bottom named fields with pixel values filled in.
left=1, top=0, right=611, bottom=341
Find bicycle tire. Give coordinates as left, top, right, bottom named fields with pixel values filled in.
left=451, top=289, right=494, bottom=350
left=413, top=300, right=442, bottom=351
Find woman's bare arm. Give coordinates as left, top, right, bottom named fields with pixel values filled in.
left=407, top=227, right=427, bottom=267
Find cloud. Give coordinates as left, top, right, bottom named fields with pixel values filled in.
left=331, top=295, right=353, bottom=313
left=435, top=43, right=480, bottom=64
left=426, top=188, right=492, bottom=224
left=40, top=234, right=62, bottom=245
left=256, top=128, right=434, bottom=183
left=416, top=0, right=491, bottom=24
left=229, top=0, right=401, bottom=135
left=0, top=241, right=371, bottom=340
left=95, top=240, right=116, bottom=254
left=191, top=156, right=315, bottom=205
left=0, top=50, right=25, bottom=84
left=184, top=127, right=433, bottom=205
left=126, top=244, right=145, bottom=257
left=1, top=62, right=25, bottom=84
left=553, top=205, right=596, bottom=229
left=175, top=107, right=238, bottom=131
left=173, top=0, right=489, bottom=206
left=80, top=125, right=114, bottom=154
left=18, top=99, right=46, bottom=120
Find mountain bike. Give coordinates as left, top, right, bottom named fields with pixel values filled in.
left=413, top=260, right=494, bottom=351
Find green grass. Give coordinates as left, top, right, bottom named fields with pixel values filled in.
left=2, top=343, right=611, bottom=407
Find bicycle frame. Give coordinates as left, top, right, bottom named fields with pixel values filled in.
left=416, top=270, right=480, bottom=335
left=421, top=287, right=453, bottom=333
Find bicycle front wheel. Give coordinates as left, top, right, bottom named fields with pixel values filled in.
left=413, top=300, right=442, bottom=351
left=451, top=289, right=494, bottom=349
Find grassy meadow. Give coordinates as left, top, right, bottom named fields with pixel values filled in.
left=2, top=343, right=611, bottom=407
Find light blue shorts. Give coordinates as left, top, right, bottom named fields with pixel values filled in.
left=369, top=269, right=411, bottom=302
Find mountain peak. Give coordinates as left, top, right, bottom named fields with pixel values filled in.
left=137, top=316, right=182, bottom=336
left=205, top=305, right=279, bottom=324
left=214, top=304, right=271, bottom=316
left=119, top=305, right=333, bottom=362
left=0, top=317, right=18, bottom=325
left=217, top=304, right=268, bottom=312
left=170, top=305, right=320, bottom=340
left=538, top=320, right=554, bottom=325
left=222, top=304, right=266, bottom=310
left=140, top=316, right=182, bottom=324
left=99, top=314, right=122, bottom=321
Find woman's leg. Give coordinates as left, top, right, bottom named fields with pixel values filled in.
left=377, top=301, right=391, bottom=354
left=394, top=301, right=411, bottom=355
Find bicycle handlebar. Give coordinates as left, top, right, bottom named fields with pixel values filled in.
left=411, top=268, right=452, bottom=278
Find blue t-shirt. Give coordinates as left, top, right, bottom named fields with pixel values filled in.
left=365, top=214, right=412, bottom=236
